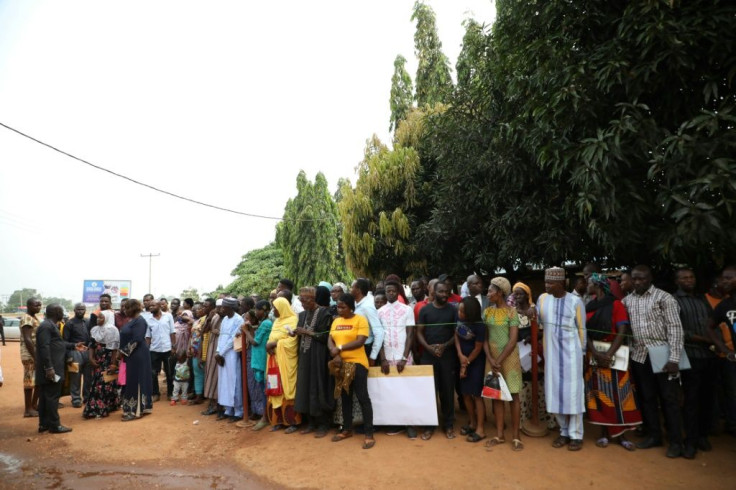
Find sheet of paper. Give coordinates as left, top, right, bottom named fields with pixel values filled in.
left=367, top=365, right=438, bottom=426
left=518, top=342, right=541, bottom=373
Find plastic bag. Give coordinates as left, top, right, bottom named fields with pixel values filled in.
left=481, top=371, right=512, bottom=401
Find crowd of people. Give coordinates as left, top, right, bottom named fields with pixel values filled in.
left=9, top=263, right=736, bottom=459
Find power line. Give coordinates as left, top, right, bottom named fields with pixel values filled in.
left=0, top=121, right=336, bottom=222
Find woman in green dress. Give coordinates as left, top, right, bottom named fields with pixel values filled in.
left=483, top=276, right=523, bottom=451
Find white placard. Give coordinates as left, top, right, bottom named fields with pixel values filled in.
left=367, top=365, right=438, bottom=426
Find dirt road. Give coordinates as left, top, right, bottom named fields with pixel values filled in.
left=0, top=343, right=733, bottom=489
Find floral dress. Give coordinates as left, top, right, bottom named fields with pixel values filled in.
left=83, top=342, right=120, bottom=418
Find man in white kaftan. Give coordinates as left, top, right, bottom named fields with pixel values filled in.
left=537, top=267, right=587, bottom=450
left=215, top=298, right=244, bottom=421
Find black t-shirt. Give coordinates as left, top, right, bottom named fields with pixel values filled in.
left=418, top=303, right=458, bottom=345
left=713, top=296, right=736, bottom=348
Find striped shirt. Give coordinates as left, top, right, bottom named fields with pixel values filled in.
left=674, top=290, right=715, bottom=360
left=623, top=285, right=683, bottom=364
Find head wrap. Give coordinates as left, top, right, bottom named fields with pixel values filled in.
left=222, top=297, right=239, bottom=309
left=545, top=267, right=566, bottom=282
left=490, top=277, right=511, bottom=296
left=318, top=281, right=332, bottom=290
left=512, top=282, right=534, bottom=306
left=590, top=272, right=611, bottom=296
left=315, top=286, right=331, bottom=308
left=91, top=310, right=120, bottom=349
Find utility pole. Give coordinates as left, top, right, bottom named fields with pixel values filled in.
left=140, top=253, right=160, bottom=294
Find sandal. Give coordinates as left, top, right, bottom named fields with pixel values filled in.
left=619, top=439, right=636, bottom=452
left=23, top=411, right=39, bottom=418
left=269, top=424, right=283, bottom=432
left=460, top=425, right=475, bottom=436
left=284, top=425, right=299, bottom=434
left=467, top=432, right=486, bottom=443
left=596, top=437, right=609, bottom=448
left=485, top=436, right=505, bottom=448
left=362, top=438, right=376, bottom=450
left=121, top=414, right=137, bottom=422
left=331, top=431, right=353, bottom=442
left=445, top=427, right=456, bottom=440
left=568, top=439, right=583, bottom=451
left=300, top=426, right=315, bottom=435
left=252, top=420, right=269, bottom=431
left=512, top=438, right=524, bottom=451
left=314, top=428, right=329, bottom=439
left=421, top=429, right=434, bottom=441
left=552, top=435, right=570, bottom=448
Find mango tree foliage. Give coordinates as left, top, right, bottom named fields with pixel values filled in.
left=276, top=171, right=349, bottom=288
left=421, top=0, right=736, bottom=272
left=389, top=55, right=414, bottom=132
left=411, top=1, right=453, bottom=107
left=226, top=242, right=284, bottom=299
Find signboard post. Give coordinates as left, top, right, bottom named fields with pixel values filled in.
left=82, top=280, right=132, bottom=308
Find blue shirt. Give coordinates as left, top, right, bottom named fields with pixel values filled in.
left=145, top=312, right=175, bottom=352
left=355, top=295, right=384, bottom=360
left=217, top=313, right=244, bottom=356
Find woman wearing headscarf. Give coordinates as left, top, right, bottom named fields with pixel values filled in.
left=83, top=310, right=121, bottom=419
left=265, top=297, right=301, bottom=430
left=585, top=273, right=641, bottom=450
left=294, top=286, right=334, bottom=437
left=483, top=277, right=523, bottom=451
left=512, top=282, right=553, bottom=430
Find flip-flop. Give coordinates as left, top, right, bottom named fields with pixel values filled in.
left=512, top=438, right=524, bottom=451
left=466, top=432, right=486, bottom=443
left=421, top=429, right=434, bottom=441
left=445, top=428, right=456, bottom=440
left=284, top=425, right=299, bottom=434
left=460, top=425, right=474, bottom=436
left=485, top=436, right=505, bottom=448
left=619, top=439, right=636, bottom=451
left=331, top=431, right=353, bottom=442
left=362, top=438, right=376, bottom=449
left=596, top=437, right=609, bottom=448
left=269, top=424, right=283, bottom=432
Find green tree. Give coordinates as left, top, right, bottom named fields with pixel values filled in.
left=411, top=1, right=453, bottom=107
left=43, top=297, right=74, bottom=313
left=179, top=288, right=201, bottom=302
left=226, top=242, right=284, bottom=299
left=276, top=171, right=349, bottom=288
left=421, top=0, right=736, bottom=272
left=4, top=288, right=39, bottom=312
left=389, top=54, right=414, bottom=132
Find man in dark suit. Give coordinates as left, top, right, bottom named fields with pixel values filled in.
left=35, top=304, right=86, bottom=434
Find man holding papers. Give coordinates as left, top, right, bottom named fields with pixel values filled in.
left=623, top=265, right=684, bottom=458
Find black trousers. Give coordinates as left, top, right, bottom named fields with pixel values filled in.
left=341, top=364, right=373, bottom=437
left=38, top=381, right=62, bottom=429
left=681, top=357, right=716, bottom=445
left=0, top=324, right=5, bottom=344
left=150, top=351, right=174, bottom=397
left=631, top=357, right=683, bottom=445
left=421, top=351, right=457, bottom=429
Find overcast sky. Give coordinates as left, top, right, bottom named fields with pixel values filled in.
left=0, top=0, right=496, bottom=304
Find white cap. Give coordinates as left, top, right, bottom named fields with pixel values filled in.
left=215, top=299, right=223, bottom=306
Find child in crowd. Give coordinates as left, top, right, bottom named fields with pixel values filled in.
left=171, top=351, right=191, bottom=405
